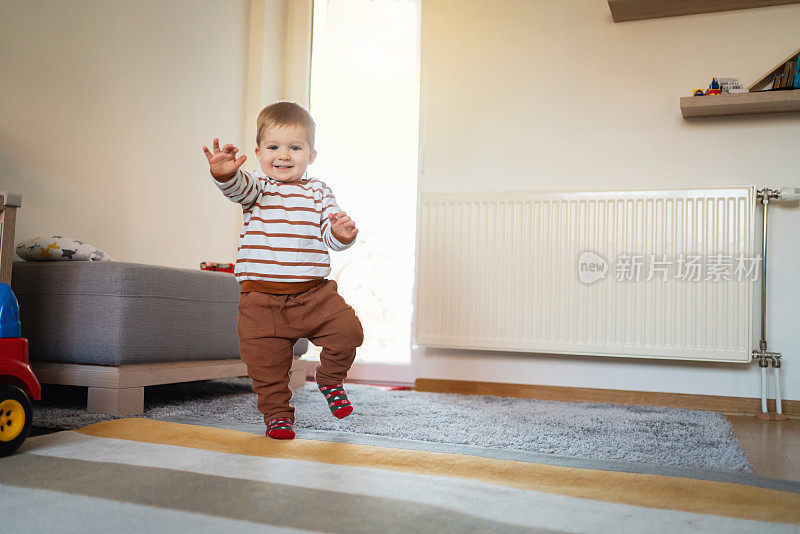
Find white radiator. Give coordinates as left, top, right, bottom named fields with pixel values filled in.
left=416, top=187, right=758, bottom=363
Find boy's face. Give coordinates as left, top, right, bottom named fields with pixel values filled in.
left=256, top=124, right=317, bottom=182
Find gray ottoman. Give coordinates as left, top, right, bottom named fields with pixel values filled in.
left=11, top=261, right=307, bottom=414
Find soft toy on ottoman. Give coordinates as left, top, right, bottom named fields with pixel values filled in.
left=16, top=235, right=114, bottom=262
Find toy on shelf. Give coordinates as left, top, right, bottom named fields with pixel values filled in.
left=200, top=261, right=235, bottom=274
left=691, top=77, right=723, bottom=96
left=0, top=192, right=42, bottom=457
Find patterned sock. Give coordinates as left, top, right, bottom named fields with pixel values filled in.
left=317, top=383, right=353, bottom=419
left=266, top=417, right=295, bottom=439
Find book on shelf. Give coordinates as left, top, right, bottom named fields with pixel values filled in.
left=771, top=71, right=781, bottom=89
left=795, top=60, right=800, bottom=89
left=748, top=48, right=800, bottom=92
left=764, top=58, right=798, bottom=91
left=779, top=61, right=794, bottom=88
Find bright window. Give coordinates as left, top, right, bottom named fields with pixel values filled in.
left=308, top=0, right=420, bottom=365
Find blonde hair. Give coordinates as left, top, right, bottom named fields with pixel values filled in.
left=256, top=101, right=316, bottom=149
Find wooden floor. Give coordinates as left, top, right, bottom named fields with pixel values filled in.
left=727, top=415, right=800, bottom=482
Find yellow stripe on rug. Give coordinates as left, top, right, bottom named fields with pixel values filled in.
left=77, top=418, right=800, bottom=525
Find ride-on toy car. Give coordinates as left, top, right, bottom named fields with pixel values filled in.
left=0, top=191, right=41, bottom=456
left=0, top=285, right=40, bottom=457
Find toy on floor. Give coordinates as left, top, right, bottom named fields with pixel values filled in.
left=200, top=261, right=235, bottom=273
left=0, top=282, right=41, bottom=457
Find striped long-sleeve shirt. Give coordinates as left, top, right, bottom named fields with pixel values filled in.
left=214, top=169, right=354, bottom=292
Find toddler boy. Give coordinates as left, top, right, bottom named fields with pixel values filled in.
left=203, top=101, right=363, bottom=439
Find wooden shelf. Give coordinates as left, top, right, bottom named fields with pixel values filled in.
left=608, top=0, right=800, bottom=22
left=680, top=90, right=800, bottom=118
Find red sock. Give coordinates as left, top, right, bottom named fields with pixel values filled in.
left=266, top=417, right=295, bottom=439
left=318, top=383, right=353, bottom=419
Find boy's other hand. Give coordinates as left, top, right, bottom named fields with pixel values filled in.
left=329, top=212, right=358, bottom=244
left=203, top=138, right=247, bottom=182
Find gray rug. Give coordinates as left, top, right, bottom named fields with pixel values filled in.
left=32, top=378, right=752, bottom=473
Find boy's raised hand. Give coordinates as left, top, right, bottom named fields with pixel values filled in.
left=203, top=138, right=247, bottom=181
left=329, top=212, right=358, bottom=244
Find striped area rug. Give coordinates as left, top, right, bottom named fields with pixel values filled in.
left=4, top=418, right=800, bottom=533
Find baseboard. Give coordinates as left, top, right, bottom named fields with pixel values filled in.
left=299, top=359, right=416, bottom=386
left=414, top=379, right=800, bottom=418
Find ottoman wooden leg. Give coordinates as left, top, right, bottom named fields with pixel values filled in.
left=88, top=386, right=145, bottom=415
left=288, top=357, right=307, bottom=390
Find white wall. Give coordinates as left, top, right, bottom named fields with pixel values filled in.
left=0, top=0, right=256, bottom=269
left=417, top=0, right=800, bottom=400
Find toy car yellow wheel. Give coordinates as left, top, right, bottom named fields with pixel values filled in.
left=0, top=385, right=33, bottom=457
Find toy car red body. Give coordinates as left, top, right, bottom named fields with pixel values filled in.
left=0, top=338, right=41, bottom=456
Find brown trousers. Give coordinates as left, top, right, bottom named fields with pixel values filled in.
left=237, top=280, right=364, bottom=424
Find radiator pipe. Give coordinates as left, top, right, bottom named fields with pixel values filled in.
left=774, top=359, right=783, bottom=415
left=753, top=188, right=788, bottom=421
left=759, top=192, right=770, bottom=353
left=756, top=190, right=773, bottom=416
